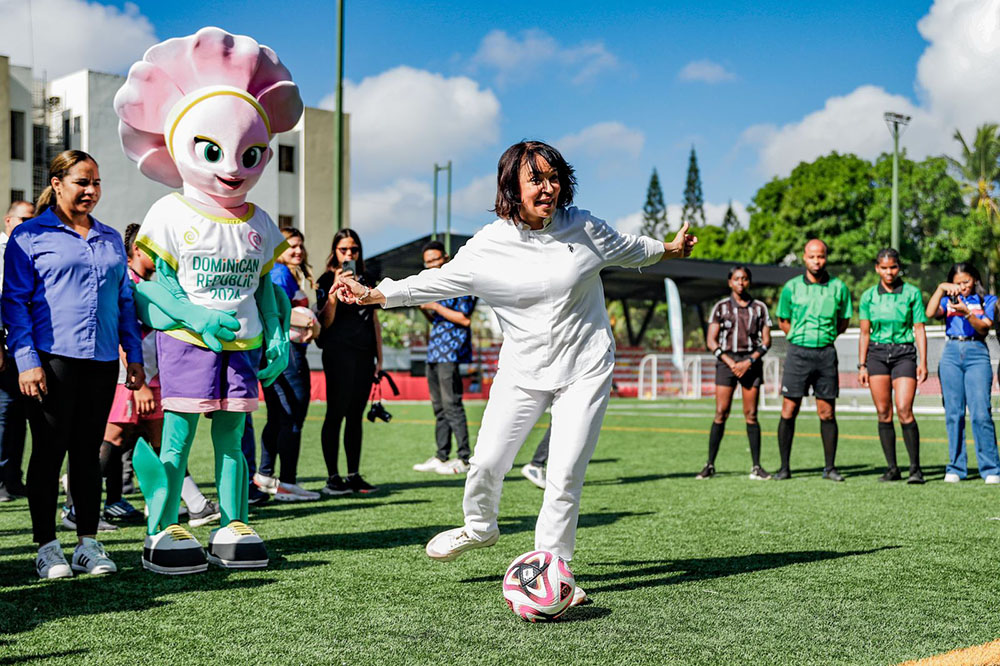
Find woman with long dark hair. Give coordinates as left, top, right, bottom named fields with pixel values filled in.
left=3, top=150, right=144, bottom=578
left=316, top=228, right=383, bottom=496
left=858, top=248, right=928, bottom=483
left=336, top=140, right=695, bottom=606
left=926, top=262, right=1000, bottom=483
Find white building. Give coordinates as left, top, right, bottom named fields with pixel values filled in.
left=0, top=56, right=347, bottom=266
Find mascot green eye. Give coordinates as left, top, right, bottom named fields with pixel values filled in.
left=194, top=138, right=223, bottom=163
left=242, top=146, right=264, bottom=169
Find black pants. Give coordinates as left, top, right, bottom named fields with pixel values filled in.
left=321, top=348, right=374, bottom=477
left=531, top=426, right=551, bottom=467
left=26, top=354, right=117, bottom=544
left=427, top=362, right=471, bottom=462
left=261, top=343, right=311, bottom=483
left=0, top=360, right=27, bottom=488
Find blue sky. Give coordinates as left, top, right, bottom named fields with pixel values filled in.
left=7, top=0, right=993, bottom=254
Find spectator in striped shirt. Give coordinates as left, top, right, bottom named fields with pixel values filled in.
left=697, top=266, right=772, bottom=480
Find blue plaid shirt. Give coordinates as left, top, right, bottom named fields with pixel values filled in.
left=427, top=296, right=476, bottom=363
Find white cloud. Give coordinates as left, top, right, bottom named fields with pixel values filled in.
left=0, top=0, right=156, bottom=77
left=742, top=0, right=1000, bottom=178
left=678, top=59, right=736, bottom=84
left=556, top=122, right=645, bottom=163
left=352, top=174, right=496, bottom=236
left=612, top=200, right=747, bottom=235
left=320, top=66, right=500, bottom=186
left=471, top=29, right=619, bottom=86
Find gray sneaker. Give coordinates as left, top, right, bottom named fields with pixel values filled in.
left=36, top=540, right=72, bottom=579
left=520, top=463, right=546, bottom=489
left=71, top=538, right=117, bottom=575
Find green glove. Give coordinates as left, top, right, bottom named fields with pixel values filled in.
left=133, top=258, right=240, bottom=353
left=256, top=274, right=290, bottom=386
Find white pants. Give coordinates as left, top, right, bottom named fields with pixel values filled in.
left=463, top=356, right=614, bottom=561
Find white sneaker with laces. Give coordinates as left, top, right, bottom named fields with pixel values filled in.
left=253, top=472, right=280, bottom=494
left=36, top=540, right=72, bottom=579
left=571, top=586, right=588, bottom=607
left=71, top=537, right=117, bottom=575
left=282, top=482, right=321, bottom=500
left=273, top=482, right=318, bottom=502
left=413, top=457, right=447, bottom=472
left=520, top=463, right=546, bottom=490
left=985, top=475, right=1000, bottom=485
left=425, top=526, right=499, bottom=561
left=436, top=459, right=470, bottom=475
left=944, top=473, right=961, bottom=483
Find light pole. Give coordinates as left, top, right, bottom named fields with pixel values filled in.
left=884, top=111, right=911, bottom=250
left=432, top=161, right=452, bottom=254
left=332, top=0, right=345, bottom=230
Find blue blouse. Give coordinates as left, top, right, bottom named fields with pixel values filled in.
left=1, top=208, right=143, bottom=371
left=940, top=293, right=996, bottom=338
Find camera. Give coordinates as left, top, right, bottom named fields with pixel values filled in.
left=367, top=401, right=392, bottom=423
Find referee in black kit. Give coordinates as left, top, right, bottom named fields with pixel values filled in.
left=773, top=239, right=852, bottom=481
left=698, top=266, right=772, bottom=480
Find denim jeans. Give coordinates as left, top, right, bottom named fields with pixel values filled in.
left=939, top=340, right=1000, bottom=478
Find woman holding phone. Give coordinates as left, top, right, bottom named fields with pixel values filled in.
left=316, top=229, right=383, bottom=496
left=926, top=262, right=1000, bottom=483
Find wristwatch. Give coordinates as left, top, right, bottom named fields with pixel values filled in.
left=857, top=362, right=866, bottom=369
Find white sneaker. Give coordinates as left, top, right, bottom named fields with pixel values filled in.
left=143, top=524, right=208, bottom=575
left=985, top=475, right=1000, bottom=485
left=436, top=459, right=470, bottom=475
left=425, top=526, right=499, bottom=561
left=207, top=521, right=268, bottom=569
left=253, top=472, right=280, bottom=494
left=282, top=482, right=321, bottom=500
left=71, top=537, right=117, bottom=575
left=273, top=482, right=319, bottom=502
left=521, top=463, right=546, bottom=490
left=35, top=540, right=72, bottom=579
left=413, top=457, right=447, bottom=472
left=571, top=585, right=588, bottom=607
left=944, top=473, right=961, bottom=483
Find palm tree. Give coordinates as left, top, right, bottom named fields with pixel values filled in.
left=947, top=123, right=1000, bottom=216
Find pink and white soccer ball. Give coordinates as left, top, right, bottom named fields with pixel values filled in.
left=502, top=550, right=575, bottom=622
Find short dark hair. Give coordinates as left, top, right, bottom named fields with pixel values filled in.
left=123, top=223, right=141, bottom=258
left=421, top=240, right=445, bottom=255
left=728, top=265, right=752, bottom=281
left=875, top=247, right=901, bottom=265
left=493, top=140, right=577, bottom=223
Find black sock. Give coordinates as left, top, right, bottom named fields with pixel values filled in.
left=878, top=422, right=897, bottom=469
left=707, top=422, right=725, bottom=465
left=820, top=419, right=838, bottom=470
left=747, top=423, right=762, bottom=467
left=901, top=421, right=920, bottom=471
left=777, top=417, right=795, bottom=471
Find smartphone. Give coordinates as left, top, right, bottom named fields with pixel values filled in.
left=342, top=259, right=357, bottom=276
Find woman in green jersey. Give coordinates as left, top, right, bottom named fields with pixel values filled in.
left=857, top=248, right=927, bottom=484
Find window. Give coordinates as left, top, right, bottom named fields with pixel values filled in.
left=10, top=111, right=25, bottom=161
left=72, top=116, right=81, bottom=135
left=278, top=215, right=294, bottom=228
left=10, top=189, right=25, bottom=204
left=62, top=118, right=70, bottom=150
left=278, top=145, right=295, bottom=173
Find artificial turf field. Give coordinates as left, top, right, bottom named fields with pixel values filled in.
left=3, top=398, right=1000, bottom=665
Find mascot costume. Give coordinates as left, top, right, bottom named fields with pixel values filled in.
left=113, top=27, right=301, bottom=574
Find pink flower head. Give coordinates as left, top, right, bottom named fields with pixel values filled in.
left=114, top=26, right=303, bottom=195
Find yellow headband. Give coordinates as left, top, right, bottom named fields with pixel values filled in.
left=165, top=85, right=271, bottom=159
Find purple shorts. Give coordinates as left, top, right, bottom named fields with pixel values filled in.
left=156, top=332, right=262, bottom=413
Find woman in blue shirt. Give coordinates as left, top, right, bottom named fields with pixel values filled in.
left=253, top=227, right=320, bottom=501
left=926, top=262, right=1000, bottom=483
left=2, top=150, right=144, bottom=578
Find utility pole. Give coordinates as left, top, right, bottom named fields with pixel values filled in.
left=432, top=161, right=452, bottom=254
left=884, top=111, right=911, bottom=250
left=332, top=0, right=345, bottom=230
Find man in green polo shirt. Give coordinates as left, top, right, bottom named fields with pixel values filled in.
left=774, top=239, right=852, bottom=481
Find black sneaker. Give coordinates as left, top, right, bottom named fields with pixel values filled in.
left=347, top=474, right=378, bottom=494
left=749, top=465, right=772, bottom=480
left=188, top=501, right=221, bottom=528
left=320, top=475, right=353, bottom=497
left=7, top=479, right=28, bottom=496
left=772, top=467, right=792, bottom=480
left=248, top=485, right=271, bottom=506
left=907, top=468, right=925, bottom=485
left=695, top=464, right=715, bottom=480
left=822, top=467, right=845, bottom=482
left=878, top=467, right=902, bottom=482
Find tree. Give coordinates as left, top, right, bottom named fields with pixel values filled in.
left=946, top=124, right=1000, bottom=290
left=641, top=168, right=668, bottom=238
left=681, top=147, right=705, bottom=227
left=722, top=200, right=739, bottom=232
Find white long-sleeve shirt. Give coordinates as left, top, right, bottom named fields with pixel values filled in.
left=378, top=207, right=664, bottom=389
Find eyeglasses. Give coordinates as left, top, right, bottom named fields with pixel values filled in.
left=337, top=246, right=360, bottom=255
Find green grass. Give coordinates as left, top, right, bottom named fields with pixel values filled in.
left=2, top=399, right=999, bottom=665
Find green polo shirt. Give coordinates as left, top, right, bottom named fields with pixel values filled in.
left=858, top=281, right=927, bottom=344
left=776, top=274, right=852, bottom=348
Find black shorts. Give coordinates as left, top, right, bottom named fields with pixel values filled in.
left=866, top=343, right=917, bottom=380
left=715, top=352, right=763, bottom=389
left=781, top=344, right=839, bottom=400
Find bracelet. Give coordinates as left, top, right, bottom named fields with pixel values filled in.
left=756, top=344, right=769, bottom=357
left=360, top=286, right=371, bottom=303
left=713, top=348, right=723, bottom=359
